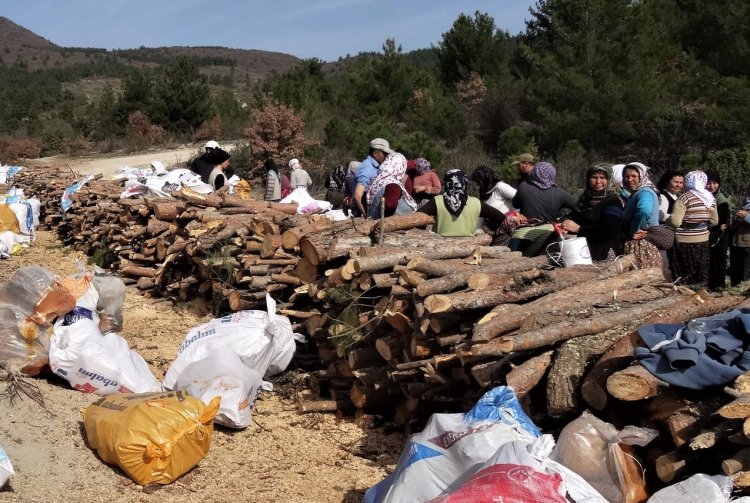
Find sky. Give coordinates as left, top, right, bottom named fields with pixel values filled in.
left=0, top=0, right=536, bottom=61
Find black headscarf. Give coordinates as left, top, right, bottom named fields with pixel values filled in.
left=470, top=165, right=501, bottom=199
left=264, top=158, right=278, bottom=174
left=576, top=163, right=615, bottom=212
left=443, top=169, right=469, bottom=217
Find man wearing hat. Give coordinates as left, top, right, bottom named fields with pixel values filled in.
left=511, top=153, right=535, bottom=188
left=191, top=140, right=223, bottom=184
left=351, top=138, right=395, bottom=216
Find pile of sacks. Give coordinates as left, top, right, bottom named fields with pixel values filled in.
left=0, top=265, right=303, bottom=485
left=0, top=187, right=41, bottom=257
left=365, top=386, right=750, bottom=503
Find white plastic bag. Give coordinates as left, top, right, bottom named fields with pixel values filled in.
left=173, top=348, right=263, bottom=429
left=92, top=268, right=126, bottom=333
left=364, top=386, right=541, bottom=503
left=163, top=295, right=300, bottom=390
left=0, top=443, right=14, bottom=488
left=647, top=473, right=733, bottom=503
left=49, top=307, right=161, bottom=394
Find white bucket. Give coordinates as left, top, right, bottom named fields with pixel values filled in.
left=559, top=236, right=592, bottom=266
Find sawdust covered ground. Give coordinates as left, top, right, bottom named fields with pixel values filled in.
left=0, top=231, right=403, bottom=503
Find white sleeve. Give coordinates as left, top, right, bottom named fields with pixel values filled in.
left=658, top=194, right=669, bottom=222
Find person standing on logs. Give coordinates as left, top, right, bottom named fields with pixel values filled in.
left=418, top=169, right=505, bottom=237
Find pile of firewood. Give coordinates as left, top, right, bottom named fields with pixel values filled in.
left=9, top=165, right=750, bottom=493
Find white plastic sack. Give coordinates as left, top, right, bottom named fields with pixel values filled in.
left=0, top=443, right=14, bottom=488
left=163, top=294, right=301, bottom=390
left=364, top=386, right=541, bottom=503
left=164, top=168, right=213, bottom=194
left=647, top=473, right=732, bottom=503
left=428, top=435, right=606, bottom=503
left=280, top=187, right=333, bottom=214
left=173, top=348, right=263, bottom=429
left=49, top=307, right=161, bottom=395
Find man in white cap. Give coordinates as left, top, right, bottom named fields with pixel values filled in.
left=191, top=140, right=222, bottom=184
left=351, top=138, right=395, bottom=216
left=289, top=158, right=313, bottom=190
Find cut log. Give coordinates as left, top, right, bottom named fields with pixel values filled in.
left=607, top=364, right=668, bottom=401
left=474, top=295, right=683, bottom=355
left=472, top=267, right=663, bottom=342
left=719, top=395, right=750, bottom=419
left=348, top=346, right=384, bottom=370
left=364, top=212, right=434, bottom=235
left=504, top=350, right=553, bottom=399
left=299, top=233, right=372, bottom=266
left=546, top=331, right=622, bottom=418
left=375, top=335, right=404, bottom=361
left=297, top=400, right=354, bottom=414
left=120, top=264, right=157, bottom=278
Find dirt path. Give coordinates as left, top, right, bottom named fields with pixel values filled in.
left=0, top=231, right=402, bottom=503
left=32, top=143, right=238, bottom=180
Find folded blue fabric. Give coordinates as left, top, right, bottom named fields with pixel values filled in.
left=634, top=308, right=750, bottom=390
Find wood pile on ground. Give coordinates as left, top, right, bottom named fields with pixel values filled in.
left=10, top=165, right=750, bottom=494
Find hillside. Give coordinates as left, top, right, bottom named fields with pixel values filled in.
left=0, top=16, right=300, bottom=83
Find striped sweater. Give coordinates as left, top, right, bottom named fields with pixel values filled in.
left=668, top=192, right=718, bottom=243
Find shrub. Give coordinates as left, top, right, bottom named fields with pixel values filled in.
left=0, top=137, right=41, bottom=161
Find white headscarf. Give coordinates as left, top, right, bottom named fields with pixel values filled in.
left=289, top=158, right=301, bottom=170
left=684, top=170, right=714, bottom=208
left=611, top=164, right=626, bottom=188
left=366, top=153, right=417, bottom=211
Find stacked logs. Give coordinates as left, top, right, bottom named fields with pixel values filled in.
left=11, top=165, right=750, bottom=493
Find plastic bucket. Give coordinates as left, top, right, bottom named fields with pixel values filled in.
left=559, top=236, right=592, bottom=266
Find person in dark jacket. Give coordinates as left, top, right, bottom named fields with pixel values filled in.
left=191, top=140, right=223, bottom=184
left=706, top=170, right=731, bottom=290
left=561, top=164, right=624, bottom=261
left=324, top=164, right=347, bottom=209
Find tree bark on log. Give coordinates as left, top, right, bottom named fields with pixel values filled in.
left=472, top=267, right=663, bottom=342
left=474, top=295, right=683, bottom=355
left=546, top=331, right=625, bottom=418
left=504, top=350, right=553, bottom=399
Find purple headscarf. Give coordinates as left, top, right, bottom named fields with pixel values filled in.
left=415, top=158, right=432, bottom=176
left=528, top=162, right=557, bottom=190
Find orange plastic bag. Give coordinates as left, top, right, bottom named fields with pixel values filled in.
left=81, top=391, right=220, bottom=485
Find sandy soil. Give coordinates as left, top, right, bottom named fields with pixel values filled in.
left=0, top=231, right=403, bottom=503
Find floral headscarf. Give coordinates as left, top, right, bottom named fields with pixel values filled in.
left=366, top=153, right=417, bottom=211
left=528, top=162, right=557, bottom=190
left=442, top=169, right=469, bottom=217
left=684, top=170, right=714, bottom=208
left=415, top=158, right=432, bottom=176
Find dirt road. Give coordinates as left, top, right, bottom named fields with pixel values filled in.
left=32, top=143, right=237, bottom=179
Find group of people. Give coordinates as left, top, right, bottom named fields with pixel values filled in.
left=263, top=158, right=313, bottom=201
left=308, top=135, right=750, bottom=289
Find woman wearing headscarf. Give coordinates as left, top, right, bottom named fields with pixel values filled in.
left=418, top=169, right=505, bottom=237
left=620, top=162, right=667, bottom=271
left=365, top=153, right=418, bottom=219
left=667, top=170, right=718, bottom=285
left=509, top=161, right=576, bottom=256
left=656, top=170, right=684, bottom=223
left=324, top=164, right=347, bottom=209
left=561, top=163, right=624, bottom=261
left=706, top=170, right=731, bottom=290
left=411, top=158, right=442, bottom=206
left=263, top=158, right=281, bottom=202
